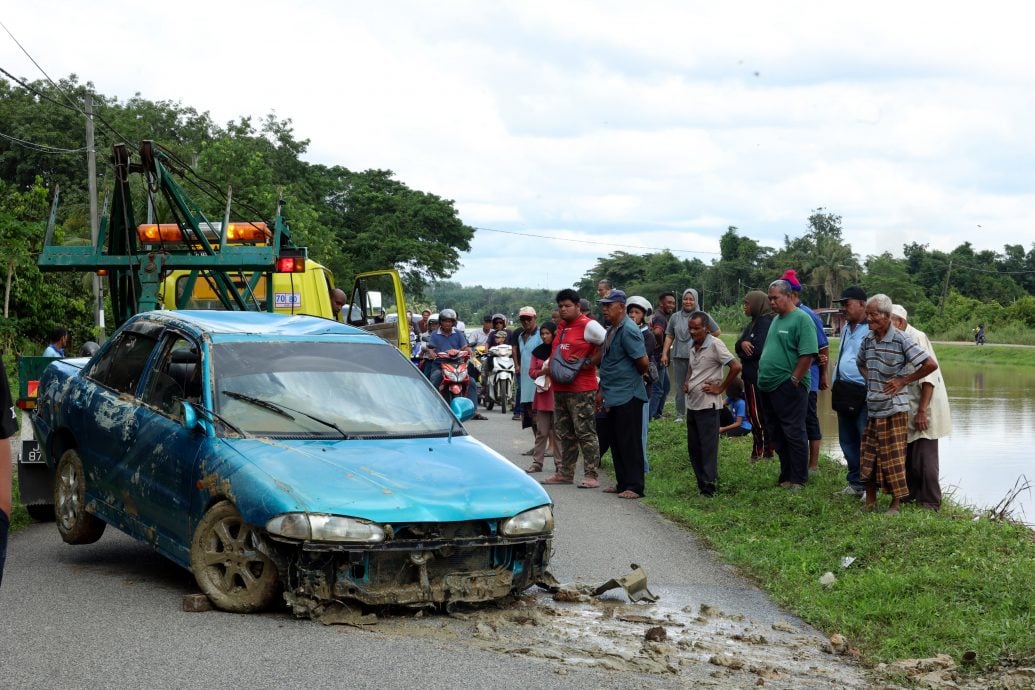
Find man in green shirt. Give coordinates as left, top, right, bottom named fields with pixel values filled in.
left=757, top=279, right=818, bottom=489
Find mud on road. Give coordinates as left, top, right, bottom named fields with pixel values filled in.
left=353, top=589, right=868, bottom=689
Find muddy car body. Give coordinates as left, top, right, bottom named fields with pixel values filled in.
left=32, top=311, right=553, bottom=613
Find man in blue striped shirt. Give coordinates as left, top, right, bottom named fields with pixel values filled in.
left=856, top=294, right=938, bottom=515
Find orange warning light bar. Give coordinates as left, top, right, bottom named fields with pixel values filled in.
left=136, top=222, right=272, bottom=244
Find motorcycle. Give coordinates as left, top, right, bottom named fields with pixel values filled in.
left=436, top=348, right=471, bottom=403
left=483, top=343, right=515, bottom=414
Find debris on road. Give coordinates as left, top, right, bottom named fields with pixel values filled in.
left=181, top=593, right=212, bottom=612
left=592, top=563, right=659, bottom=603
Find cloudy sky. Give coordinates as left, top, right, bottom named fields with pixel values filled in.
left=3, top=1, right=1033, bottom=289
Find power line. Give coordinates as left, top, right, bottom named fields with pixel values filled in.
left=0, top=130, right=88, bottom=154
left=473, top=225, right=723, bottom=256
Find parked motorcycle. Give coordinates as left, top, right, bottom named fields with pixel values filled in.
left=436, top=348, right=471, bottom=403
left=483, top=343, right=515, bottom=414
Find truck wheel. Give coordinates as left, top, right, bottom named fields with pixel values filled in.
left=53, top=449, right=106, bottom=544
left=27, top=504, right=55, bottom=522
left=190, top=500, right=279, bottom=613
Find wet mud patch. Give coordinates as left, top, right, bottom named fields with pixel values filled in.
left=367, top=591, right=871, bottom=688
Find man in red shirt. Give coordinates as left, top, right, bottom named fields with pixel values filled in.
left=543, top=289, right=605, bottom=487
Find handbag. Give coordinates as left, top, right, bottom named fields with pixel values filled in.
left=646, top=360, right=660, bottom=385
left=830, top=337, right=867, bottom=413
left=549, top=325, right=588, bottom=384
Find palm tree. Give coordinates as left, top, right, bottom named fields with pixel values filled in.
left=809, top=237, right=859, bottom=307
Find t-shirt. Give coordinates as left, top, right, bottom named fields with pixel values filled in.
left=798, top=304, right=829, bottom=392
left=684, top=334, right=735, bottom=410
left=598, top=316, right=647, bottom=407
left=427, top=328, right=468, bottom=370
left=726, top=398, right=752, bottom=430
left=551, top=314, right=599, bottom=394
left=649, top=311, right=669, bottom=364
left=757, top=307, right=819, bottom=393
left=856, top=325, right=930, bottom=418
left=666, top=309, right=720, bottom=359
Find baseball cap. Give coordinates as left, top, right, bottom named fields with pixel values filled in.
left=518, top=306, right=537, bottom=317
left=598, top=289, right=627, bottom=304
left=833, top=286, right=867, bottom=302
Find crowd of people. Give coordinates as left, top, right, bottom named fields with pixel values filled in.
left=421, top=271, right=954, bottom=513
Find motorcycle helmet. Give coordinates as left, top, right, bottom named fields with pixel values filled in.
left=494, top=330, right=508, bottom=340
left=626, top=295, right=652, bottom=317
left=439, top=308, right=457, bottom=322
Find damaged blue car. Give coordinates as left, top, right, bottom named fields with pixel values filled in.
left=32, top=311, right=554, bottom=615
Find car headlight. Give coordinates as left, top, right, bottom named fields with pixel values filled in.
left=500, top=505, right=554, bottom=536
left=266, top=513, right=386, bottom=543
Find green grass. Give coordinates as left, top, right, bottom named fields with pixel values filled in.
left=637, top=420, right=1035, bottom=672
left=9, top=475, right=31, bottom=533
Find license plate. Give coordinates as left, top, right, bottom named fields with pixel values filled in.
left=20, top=440, right=43, bottom=464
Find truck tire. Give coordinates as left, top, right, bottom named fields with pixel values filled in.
left=190, top=500, right=279, bottom=613
left=53, top=449, right=106, bottom=544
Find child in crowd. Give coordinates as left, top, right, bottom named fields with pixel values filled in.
left=719, top=377, right=752, bottom=438
left=526, top=322, right=559, bottom=473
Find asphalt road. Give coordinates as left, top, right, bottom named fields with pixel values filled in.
left=1, top=413, right=867, bottom=689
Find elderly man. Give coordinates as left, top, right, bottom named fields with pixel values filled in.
left=757, top=279, right=818, bottom=489
left=891, top=304, right=952, bottom=510
left=649, top=292, right=676, bottom=420
left=856, top=294, right=938, bottom=514
left=595, top=290, right=650, bottom=498
left=683, top=313, right=742, bottom=496
left=831, top=286, right=869, bottom=497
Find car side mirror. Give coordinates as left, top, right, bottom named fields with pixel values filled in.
left=450, top=396, right=475, bottom=422
left=180, top=401, right=203, bottom=431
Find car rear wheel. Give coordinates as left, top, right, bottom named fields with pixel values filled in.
left=189, top=500, right=279, bottom=613
left=53, top=449, right=106, bottom=544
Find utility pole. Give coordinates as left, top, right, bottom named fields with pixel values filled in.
left=85, top=93, right=105, bottom=339
left=939, top=258, right=953, bottom=315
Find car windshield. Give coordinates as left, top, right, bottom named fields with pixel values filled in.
left=212, top=340, right=459, bottom=438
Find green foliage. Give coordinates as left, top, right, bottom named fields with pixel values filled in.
left=637, top=419, right=1035, bottom=671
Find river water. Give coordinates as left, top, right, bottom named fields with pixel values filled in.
left=818, top=363, right=1035, bottom=524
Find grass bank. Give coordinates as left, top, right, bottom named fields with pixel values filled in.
left=638, top=420, right=1035, bottom=673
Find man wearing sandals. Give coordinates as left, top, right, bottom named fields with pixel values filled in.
left=595, top=290, right=650, bottom=499
left=856, top=294, right=938, bottom=515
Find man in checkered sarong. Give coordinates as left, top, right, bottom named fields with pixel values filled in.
left=856, top=294, right=938, bottom=515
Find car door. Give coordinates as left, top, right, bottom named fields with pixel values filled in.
left=346, top=269, right=410, bottom=358
left=76, top=320, right=164, bottom=522
left=128, top=331, right=206, bottom=553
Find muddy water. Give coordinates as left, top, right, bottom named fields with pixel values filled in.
left=819, top=363, right=1035, bottom=522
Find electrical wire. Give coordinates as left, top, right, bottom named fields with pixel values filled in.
left=0, top=130, right=87, bottom=153
left=473, top=225, right=723, bottom=256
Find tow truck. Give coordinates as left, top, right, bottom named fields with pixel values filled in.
left=16, top=140, right=409, bottom=517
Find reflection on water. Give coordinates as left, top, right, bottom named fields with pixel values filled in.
left=819, top=364, right=1035, bottom=523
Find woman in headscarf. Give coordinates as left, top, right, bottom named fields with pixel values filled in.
left=735, top=290, right=775, bottom=459
left=526, top=321, right=558, bottom=473
left=660, top=288, right=720, bottom=422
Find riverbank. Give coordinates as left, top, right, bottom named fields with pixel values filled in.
left=636, top=420, right=1035, bottom=677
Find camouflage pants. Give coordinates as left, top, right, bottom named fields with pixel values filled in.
left=553, top=390, right=600, bottom=479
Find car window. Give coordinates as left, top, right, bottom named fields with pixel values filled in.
left=212, top=340, right=458, bottom=438
left=142, top=334, right=202, bottom=417
left=85, top=330, right=160, bottom=395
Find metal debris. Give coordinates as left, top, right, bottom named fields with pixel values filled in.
left=592, top=563, right=659, bottom=603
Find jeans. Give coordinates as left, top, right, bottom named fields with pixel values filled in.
left=648, top=363, right=670, bottom=419
left=837, top=405, right=868, bottom=490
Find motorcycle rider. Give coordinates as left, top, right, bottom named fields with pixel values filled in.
left=427, top=309, right=486, bottom=418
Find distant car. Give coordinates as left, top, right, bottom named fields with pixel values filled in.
left=814, top=308, right=843, bottom=338
left=32, top=311, right=553, bottom=614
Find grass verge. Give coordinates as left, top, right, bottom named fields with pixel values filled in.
left=640, top=419, right=1035, bottom=673
left=9, top=475, right=31, bottom=532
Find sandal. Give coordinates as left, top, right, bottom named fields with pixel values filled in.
left=525, top=463, right=543, bottom=473
left=617, top=490, right=641, bottom=499
left=541, top=474, right=574, bottom=485
left=602, top=486, right=619, bottom=494
left=577, top=477, right=599, bottom=489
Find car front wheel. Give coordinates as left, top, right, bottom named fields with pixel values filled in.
left=53, top=448, right=106, bottom=544
left=189, top=500, right=279, bottom=613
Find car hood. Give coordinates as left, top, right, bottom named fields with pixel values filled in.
left=220, top=435, right=551, bottom=524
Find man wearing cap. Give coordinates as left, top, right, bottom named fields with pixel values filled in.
left=856, top=294, right=938, bottom=514
left=514, top=307, right=543, bottom=421
left=595, top=290, right=650, bottom=498
left=890, top=304, right=951, bottom=510
left=831, top=286, right=870, bottom=497
left=757, top=279, right=818, bottom=489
